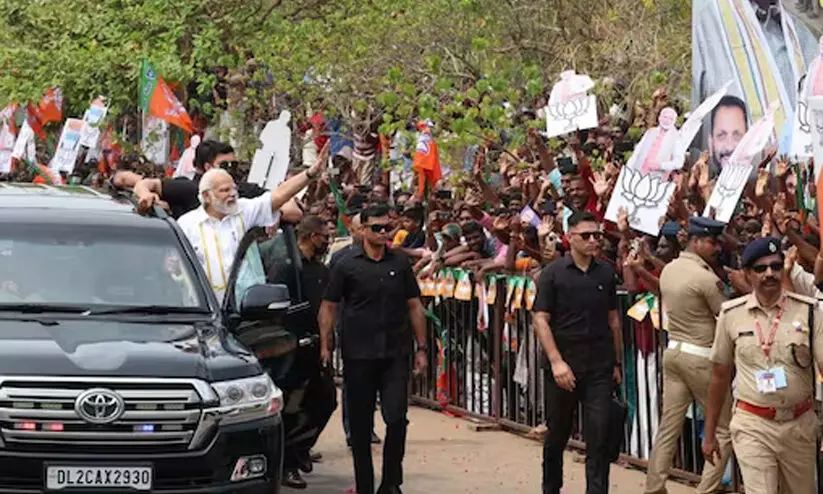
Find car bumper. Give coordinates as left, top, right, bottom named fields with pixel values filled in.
left=0, top=415, right=283, bottom=494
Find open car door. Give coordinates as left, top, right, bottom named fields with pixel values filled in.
left=222, top=226, right=313, bottom=387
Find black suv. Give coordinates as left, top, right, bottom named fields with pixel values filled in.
left=0, top=183, right=302, bottom=493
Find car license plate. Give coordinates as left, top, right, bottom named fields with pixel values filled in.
left=46, top=466, right=152, bottom=491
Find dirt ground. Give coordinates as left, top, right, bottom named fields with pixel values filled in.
left=300, top=403, right=696, bottom=493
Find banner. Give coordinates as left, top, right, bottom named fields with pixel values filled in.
left=49, top=118, right=84, bottom=174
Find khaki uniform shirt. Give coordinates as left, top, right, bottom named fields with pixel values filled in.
left=711, top=291, right=823, bottom=408
left=660, top=252, right=727, bottom=347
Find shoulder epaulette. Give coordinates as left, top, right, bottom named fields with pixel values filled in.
left=787, top=291, right=816, bottom=305
left=720, top=296, right=748, bottom=312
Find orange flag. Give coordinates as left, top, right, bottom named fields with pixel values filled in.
left=412, top=121, right=441, bottom=198
left=139, top=61, right=193, bottom=133
left=38, top=88, right=63, bottom=124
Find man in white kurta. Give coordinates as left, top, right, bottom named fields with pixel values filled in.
left=178, top=160, right=322, bottom=301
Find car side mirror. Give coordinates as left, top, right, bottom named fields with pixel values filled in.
left=239, top=284, right=291, bottom=320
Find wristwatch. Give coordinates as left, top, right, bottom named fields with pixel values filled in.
left=306, top=167, right=318, bottom=180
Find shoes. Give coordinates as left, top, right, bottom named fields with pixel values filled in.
left=310, top=449, right=323, bottom=462
left=370, top=431, right=382, bottom=444
left=297, top=457, right=313, bottom=474
left=376, top=485, right=402, bottom=494
left=282, top=470, right=307, bottom=489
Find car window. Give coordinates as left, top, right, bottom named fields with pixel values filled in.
left=0, top=222, right=205, bottom=308
left=233, top=241, right=267, bottom=307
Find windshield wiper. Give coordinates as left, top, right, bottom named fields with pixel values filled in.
left=0, top=304, right=89, bottom=314
left=84, top=305, right=212, bottom=316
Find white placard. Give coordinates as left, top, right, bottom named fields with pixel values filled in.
left=604, top=167, right=675, bottom=236
left=0, top=122, right=14, bottom=174
left=545, top=70, right=598, bottom=138
left=79, top=98, right=108, bottom=149
left=248, top=110, right=291, bottom=189
left=50, top=118, right=85, bottom=173
left=141, top=114, right=169, bottom=165
left=12, top=120, right=34, bottom=161
left=703, top=164, right=754, bottom=223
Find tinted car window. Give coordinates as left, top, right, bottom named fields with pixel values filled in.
left=0, top=223, right=204, bottom=308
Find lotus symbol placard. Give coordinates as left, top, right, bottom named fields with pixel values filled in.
left=618, top=167, right=674, bottom=224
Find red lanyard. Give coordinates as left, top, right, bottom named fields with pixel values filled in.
left=753, top=295, right=787, bottom=358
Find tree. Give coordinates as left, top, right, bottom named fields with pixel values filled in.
left=0, top=0, right=690, bottom=163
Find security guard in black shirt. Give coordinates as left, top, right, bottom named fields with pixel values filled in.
left=533, top=211, right=623, bottom=494
left=318, top=203, right=429, bottom=494
left=270, top=216, right=336, bottom=489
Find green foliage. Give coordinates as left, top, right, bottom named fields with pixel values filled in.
left=0, top=0, right=690, bottom=166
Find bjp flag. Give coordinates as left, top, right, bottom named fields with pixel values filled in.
left=38, top=88, right=63, bottom=124
left=26, top=103, right=46, bottom=140
left=412, top=121, right=441, bottom=198
left=139, top=61, right=193, bottom=133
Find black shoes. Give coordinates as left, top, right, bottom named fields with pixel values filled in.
left=282, top=469, right=307, bottom=489
left=376, top=486, right=402, bottom=494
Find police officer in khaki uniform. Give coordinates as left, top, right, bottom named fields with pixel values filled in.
left=645, top=217, right=733, bottom=494
left=703, top=237, right=823, bottom=494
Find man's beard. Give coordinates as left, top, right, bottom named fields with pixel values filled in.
left=213, top=198, right=239, bottom=215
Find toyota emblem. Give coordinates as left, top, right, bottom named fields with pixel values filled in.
left=74, top=388, right=125, bottom=424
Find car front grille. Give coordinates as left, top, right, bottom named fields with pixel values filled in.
left=0, top=377, right=213, bottom=454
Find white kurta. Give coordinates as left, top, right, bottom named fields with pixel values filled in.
left=177, top=193, right=280, bottom=302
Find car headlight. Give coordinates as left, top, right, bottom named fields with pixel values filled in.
left=209, top=374, right=283, bottom=425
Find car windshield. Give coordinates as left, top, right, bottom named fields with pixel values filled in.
left=0, top=222, right=205, bottom=309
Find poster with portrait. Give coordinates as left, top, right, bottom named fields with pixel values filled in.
left=50, top=118, right=85, bottom=173
left=692, top=0, right=818, bottom=156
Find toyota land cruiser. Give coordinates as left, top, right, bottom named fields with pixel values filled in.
left=0, top=183, right=293, bottom=493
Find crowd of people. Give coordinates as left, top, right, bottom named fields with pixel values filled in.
left=3, top=78, right=823, bottom=493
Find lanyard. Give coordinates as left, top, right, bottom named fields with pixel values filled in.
left=753, top=295, right=787, bottom=358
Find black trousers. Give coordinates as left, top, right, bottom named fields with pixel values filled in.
left=542, top=366, right=613, bottom=494
left=282, top=367, right=337, bottom=471
left=344, top=355, right=410, bottom=494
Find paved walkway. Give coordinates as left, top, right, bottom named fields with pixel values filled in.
left=301, top=404, right=695, bottom=493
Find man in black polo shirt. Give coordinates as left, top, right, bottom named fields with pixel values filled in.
left=318, top=203, right=428, bottom=494
left=533, top=211, right=623, bottom=494
left=270, top=215, right=336, bottom=489
left=118, top=139, right=314, bottom=221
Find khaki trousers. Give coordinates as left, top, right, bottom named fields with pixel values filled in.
left=731, top=407, right=817, bottom=494
left=645, top=348, right=733, bottom=494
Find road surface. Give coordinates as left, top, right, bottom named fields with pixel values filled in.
left=300, top=403, right=695, bottom=493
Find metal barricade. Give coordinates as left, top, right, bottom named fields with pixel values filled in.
left=330, top=273, right=735, bottom=485
left=403, top=281, right=708, bottom=484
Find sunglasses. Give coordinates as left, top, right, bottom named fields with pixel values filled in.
left=368, top=224, right=392, bottom=233
left=750, top=262, right=784, bottom=274
left=576, top=231, right=603, bottom=241
left=219, top=160, right=241, bottom=168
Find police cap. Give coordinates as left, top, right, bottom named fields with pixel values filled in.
left=688, top=217, right=725, bottom=238
left=741, top=236, right=783, bottom=268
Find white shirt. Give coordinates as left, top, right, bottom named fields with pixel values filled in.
left=178, top=193, right=280, bottom=302
left=790, top=263, right=823, bottom=300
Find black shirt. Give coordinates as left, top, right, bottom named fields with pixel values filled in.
left=533, top=254, right=617, bottom=342
left=161, top=175, right=268, bottom=219
left=270, top=254, right=329, bottom=334
left=323, top=246, right=421, bottom=359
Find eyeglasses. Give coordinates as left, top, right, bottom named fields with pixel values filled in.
left=368, top=224, right=392, bottom=233
left=750, top=262, right=784, bottom=274
left=219, top=160, right=241, bottom=168
left=575, top=231, right=603, bottom=241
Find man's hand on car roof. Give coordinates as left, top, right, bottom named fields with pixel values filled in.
left=137, top=192, right=169, bottom=215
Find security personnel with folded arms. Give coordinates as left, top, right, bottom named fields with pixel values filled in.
left=645, top=217, right=732, bottom=494
left=703, top=237, right=823, bottom=494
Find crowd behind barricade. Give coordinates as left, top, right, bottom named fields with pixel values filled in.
left=4, top=85, right=823, bottom=494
